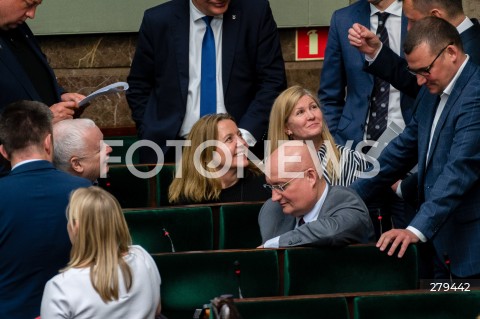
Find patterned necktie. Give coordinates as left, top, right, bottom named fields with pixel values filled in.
left=367, top=12, right=390, bottom=141
left=200, top=16, right=217, bottom=117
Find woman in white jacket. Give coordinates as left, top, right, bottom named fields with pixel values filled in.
left=41, top=186, right=161, bottom=319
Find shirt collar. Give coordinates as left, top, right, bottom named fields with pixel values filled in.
left=457, top=17, right=474, bottom=34
left=370, top=0, right=402, bottom=17
left=443, top=55, right=470, bottom=97
left=297, top=184, right=329, bottom=225
left=11, top=159, right=43, bottom=171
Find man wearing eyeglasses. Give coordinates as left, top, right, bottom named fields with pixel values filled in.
left=258, top=141, right=374, bottom=248
left=351, top=17, right=480, bottom=280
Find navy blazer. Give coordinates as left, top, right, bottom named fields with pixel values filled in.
left=127, top=0, right=286, bottom=163
left=0, top=161, right=91, bottom=318
left=0, top=24, right=64, bottom=111
left=365, top=18, right=480, bottom=100
left=352, top=61, right=480, bottom=277
left=319, top=0, right=412, bottom=147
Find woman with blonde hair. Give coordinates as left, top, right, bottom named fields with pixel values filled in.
left=41, top=186, right=161, bottom=318
left=268, top=85, right=368, bottom=186
left=169, top=113, right=269, bottom=204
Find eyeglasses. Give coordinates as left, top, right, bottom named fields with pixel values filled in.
left=263, top=169, right=309, bottom=193
left=406, top=42, right=453, bottom=77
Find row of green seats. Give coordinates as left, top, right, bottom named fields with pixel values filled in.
left=124, top=203, right=264, bottom=251
left=227, top=290, right=480, bottom=319
left=152, top=245, right=418, bottom=319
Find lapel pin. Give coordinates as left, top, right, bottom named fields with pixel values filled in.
left=232, top=15, right=236, bottom=20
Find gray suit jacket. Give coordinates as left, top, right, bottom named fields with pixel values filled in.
left=258, top=186, right=375, bottom=247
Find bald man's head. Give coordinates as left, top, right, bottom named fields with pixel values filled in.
left=264, top=141, right=326, bottom=217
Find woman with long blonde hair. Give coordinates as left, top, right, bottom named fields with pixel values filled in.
left=268, top=85, right=368, bottom=186
left=41, top=187, right=161, bottom=318
left=169, top=113, right=269, bottom=204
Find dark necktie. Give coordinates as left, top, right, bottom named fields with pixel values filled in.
left=367, top=12, right=391, bottom=141
left=298, top=217, right=305, bottom=227
left=200, top=16, right=216, bottom=117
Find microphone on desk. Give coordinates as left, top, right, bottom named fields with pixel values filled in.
left=163, top=228, right=176, bottom=253
left=234, top=260, right=244, bottom=299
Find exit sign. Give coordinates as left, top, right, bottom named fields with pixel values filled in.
left=295, top=27, right=329, bottom=61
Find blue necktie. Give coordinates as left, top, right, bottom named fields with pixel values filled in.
left=367, top=12, right=390, bottom=141
left=200, top=16, right=216, bottom=117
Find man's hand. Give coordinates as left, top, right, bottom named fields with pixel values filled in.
left=49, top=102, right=78, bottom=123
left=377, top=229, right=419, bottom=258
left=348, top=23, right=382, bottom=58
left=49, top=93, right=87, bottom=123
left=61, top=92, right=85, bottom=103
left=257, top=244, right=264, bottom=249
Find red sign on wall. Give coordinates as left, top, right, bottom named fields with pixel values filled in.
left=295, top=27, right=329, bottom=61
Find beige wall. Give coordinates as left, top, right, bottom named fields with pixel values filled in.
left=37, top=0, right=480, bottom=131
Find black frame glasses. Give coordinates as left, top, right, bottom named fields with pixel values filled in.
left=263, top=169, right=308, bottom=193
left=406, top=42, right=453, bottom=77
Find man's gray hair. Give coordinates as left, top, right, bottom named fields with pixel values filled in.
left=53, top=118, right=97, bottom=172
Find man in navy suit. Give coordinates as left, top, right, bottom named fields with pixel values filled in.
left=349, top=0, right=480, bottom=209
left=319, top=0, right=414, bottom=234
left=0, top=0, right=85, bottom=175
left=0, top=101, right=91, bottom=318
left=127, top=0, right=286, bottom=163
left=319, top=0, right=413, bottom=149
left=351, top=17, right=480, bottom=279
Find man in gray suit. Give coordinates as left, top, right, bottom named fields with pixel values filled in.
left=258, top=141, right=374, bottom=248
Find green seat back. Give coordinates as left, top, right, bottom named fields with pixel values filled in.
left=284, top=245, right=418, bottom=295
left=104, top=135, right=139, bottom=165
left=218, top=203, right=264, bottom=249
left=235, top=296, right=349, bottom=319
left=98, top=164, right=154, bottom=208
left=124, top=207, right=213, bottom=253
left=157, top=164, right=176, bottom=206
left=353, top=291, right=480, bottom=319
left=153, top=250, right=280, bottom=319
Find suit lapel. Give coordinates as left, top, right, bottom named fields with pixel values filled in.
left=425, top=62, right=475, bottom=169
left=417, top=91, right=438, bottom=174
left=172, top=0, right=190, bottom=106
left=221, top=5, right=240, bottom=97
left=0, top=33, right=41, bottom=100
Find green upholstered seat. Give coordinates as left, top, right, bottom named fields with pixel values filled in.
left=157, top=164, right=176, bottom=206
left=123, top=207, right=213, bottom=253
left=104, top=135, right=139, bottom=165
left=98, top=164, right=157, bottom=208
left=153, top=249, right=280, bottom=319
left=218, top=203, right=264, bottom=249
left=284, top=245, right=418, bottom=295
left=353, top=290, right=480, bottom=319
left=235, top=296, right=349, bottom=319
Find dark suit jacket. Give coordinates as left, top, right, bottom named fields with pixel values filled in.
left=365, top=18, right=480, bottom=100
left=0, top=23, right=64, bottom=111
left=127, top=0, right=286, bottom=163
left=365, top=18, right=480, bottom=205
left=258, top=186, right=375, bottom=247
left=0, top=161, right=91, bottom=318
left=319, top=0, right=413, bottom=147
left=352, top=61, right=480, bottom=277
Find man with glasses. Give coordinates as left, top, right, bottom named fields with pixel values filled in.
left=351, top=17, right=480, bottom=280
left=258, top=141, right=374, bottom=248
left=53, top=118, right=112, bottom=183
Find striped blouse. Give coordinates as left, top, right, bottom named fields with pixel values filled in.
left=317, top=143, right=369, bottom=187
